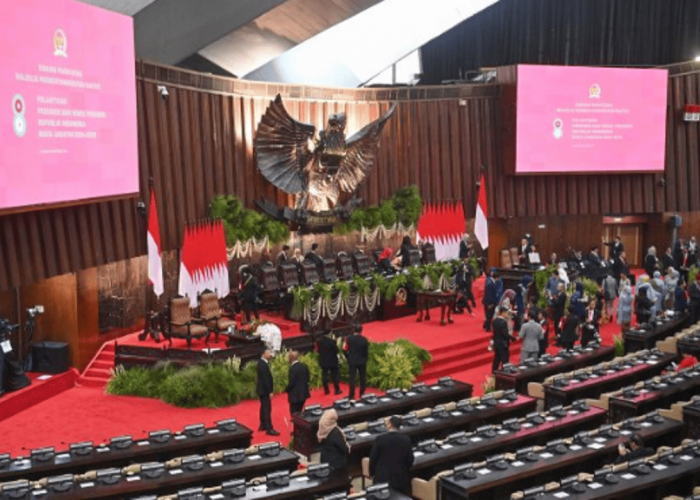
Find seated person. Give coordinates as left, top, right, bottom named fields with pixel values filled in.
left=676, top=348, right=698, bottom=371
left=395, top=236, right=417, bottom=268
left=376, top=247, right=397, bottom=274
left=615, top=434, right=654, bottom=464
left=277, top=245, right=290, bottom=264
left=305, top=243, right=324, bottom=271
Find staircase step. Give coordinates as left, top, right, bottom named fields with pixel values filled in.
left=429, top=336, right=492, bottom=357
left=85, top=367, right=111, bottom=378
left=77, top=376, right=109, bottom=388
left=91, top=360, right=113, bottom=370
left=430, top=343, right=491, bottom=365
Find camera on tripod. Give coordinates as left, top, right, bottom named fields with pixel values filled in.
left=0, top=318, right=19, bottom=338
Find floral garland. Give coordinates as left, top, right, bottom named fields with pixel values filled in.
left=226, top=236, right=272, bottom=260
left=361, top=222, right=415, bottom=243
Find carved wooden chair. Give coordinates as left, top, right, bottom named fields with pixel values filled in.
left=198, top=290, right=236, bottom=342
left=164, top=296, right=209, bottom=349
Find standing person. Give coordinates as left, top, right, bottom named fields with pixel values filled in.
left=318, top=409, right=350, bottom=475
left=570, top=281, right=587, bottom=320
left=644, top=246, right=659, bottom=278
left=518, top=308, right=544, bottom=362
left=285, top=350, right=310, bottom=415
left=458, top=234, right=472, bottom=260
left=317, top=333, right=342, bottom=395
left=688, top=273, right=700, bottom=324
left=277, top=245, right=290, bottom=265
left=369, top=415, right=414, bottom=495
left=635, top=276, right=656, bottom=325
left=455, top=260, right=476, bottom=313
left=602, top=274, right=617, bottom=323
left=240, top=267, right=261, bottom=324
left=581, top=299, right=600, bottom=347
left=513, top=275, right=533, bottom=331
left=492, top=306, right=516, bottom=373
left=552, top=283, right=567, bottom=344
left=305, top=243, right=324, bottom=272
left=537, top=309, right=550, bottom=356
left=617, top=284, right=634, bottom=333
left=344, top=327, right=368, bottom=400
left=605, top=236, right=624, bottom=261
left=662, top=247, right=675, bottom=271
left=613, top=251, right=630, bottom=284
left=257, top=348, right=279, bottom=436
left=675, top=278, right=689, bottom=314
left=664, top=267, right=680, bottom=310
left=482, top=268, right=499, bottom=331
left=560, top=305, right=580, bottom=351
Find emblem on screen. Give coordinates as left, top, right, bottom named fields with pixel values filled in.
left=589, top=83, right=601, bottom=98
left=552, top=118, right=563, bottom=139
left=53, top=29, right=67, bottom=57
left=12, top=94, right=26, bottom=138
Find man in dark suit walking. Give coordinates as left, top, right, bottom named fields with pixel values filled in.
left=369, top=415, right=414, bottom=494
left=257, top=348, right=279, bottom=436
left=317, top=333, right=342, bottom=395
left=284, top=350, right=310, bottom=415
left=344, top=327, right=368, bottom=400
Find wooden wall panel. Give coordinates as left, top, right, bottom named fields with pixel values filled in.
left=1, top=61, right=700, bottom=293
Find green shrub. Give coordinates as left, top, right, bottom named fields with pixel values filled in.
left=334, top=185, right=422, bottom=233
left=209, top=194, right=289, bottom=245
left=367, top=344, right=415, bottom=390
left=613, top=334, right=625, bottom=357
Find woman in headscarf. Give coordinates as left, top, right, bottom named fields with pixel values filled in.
left=396, top=235, right=416, bottom=268
left=650, top=271, right=666, bottom=317
left=513, top=275, right=533, bottom=331
left=317, top=409, right=350, bottom=474
left=635, top=275, right=656, bottom=325
left=644, top=246, right=659, bottom=277
left=376, top=247, right=395, bottom=274
left=664, top=267, right=679, bottom=310
left=617, top=283, right=634, bottom=333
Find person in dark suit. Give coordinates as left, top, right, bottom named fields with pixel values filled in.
left=612, top=251, right=630, bottom=283
left=240, top=267, right=261, bottom=324
left=257, top=348, right=279, bottom=436
left=277, top=245, right=290, bottom=265
left=644, top=246, right=659, bottom=277
left=662, top=247, right=675, bottom=271
left=552, top=283, right=567, bottom=343
left=317, top=333, right=342, bottom=395
left=581, top=299, right=600, bottom=347
left=560, top=305, right=580, bottom=351
left=344, top=327, right=369, bottom=400
left=491, top=306, right=515, bottom=373
left=458, top=234, right=472, bottom=260
left=369, top=415, right=414, bottom=495
left=587, top=245, right=603, bottom=268
left=615, top=434, right=654, bottom=464
left=305, top=243, right=324, bottom=272
left=284, top=350, right=310, bottom=415
left=604, top=236, right=624, bottom=261
left=318, top=409, right=350, bottom=474
left=689, top=273, right=700, bottom=324
left=482, top=268, right=499, bottom=331
left=517, top=237, right=532, bottom=264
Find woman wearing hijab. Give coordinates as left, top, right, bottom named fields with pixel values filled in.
left=644, top=246, right=659, bottom=277
left=650, top=271, right=666, bottom=318
left=376, top=247, right=395, bottom=274
left=617, top=284, right=634, bottom=333
left=635, top=275, right=656, bottom=325
left=664, top=267, right=679, bottom=310
left=317, top=409, right=350, bottom=474
left=571, top=281, right=587, bottom=320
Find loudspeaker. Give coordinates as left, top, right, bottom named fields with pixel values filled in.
left=670, top=214, right=683, bottom=228
left=31, top=342, right=69, bottom=374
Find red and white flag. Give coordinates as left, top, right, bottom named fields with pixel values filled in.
left=147, top=188, right=164, bottom=297
left=475, top=174, right=489, bottom=249
left=178, top=220, right=230, bottom=306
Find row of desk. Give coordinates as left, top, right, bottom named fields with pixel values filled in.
left=293, top=379, right=473, bottom=456
left=436, top=410, right=684, bottom=500
left=623, top=312, right=689, bottom=353
left=0, top=420, right=252, bottom=483
left=510, top=438, right=700, bottom=500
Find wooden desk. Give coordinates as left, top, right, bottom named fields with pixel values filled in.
left=346, top=395, right=536, bottom=470
left=35, top=448, right=298, bottom=500
left=410, top=406, right=607, bottom=479
left=438, top=416, right=684, bottom=500
left=415, top=291, right=456, bottom=326
left=609, top=368, right=700, bottom=422
left=0, top=423, right=252, bottom=482
left=495, top=346, right=615, bottom=393
left=292, top=381, right=473, bottom=456
left=682, top=398, right=700, bottom=439
left=623, top=313, right=688, bottom=353
left=243, top=473, right=349, bottom=499
left=534, top=444, right=700, bottom=500
left=543, top=353, right=676, bottom=409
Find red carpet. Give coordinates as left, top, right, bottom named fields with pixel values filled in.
left=0, top=273, right=628, bottom=456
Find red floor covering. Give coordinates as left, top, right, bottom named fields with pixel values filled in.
left=0, top=273, right=628, bottom=455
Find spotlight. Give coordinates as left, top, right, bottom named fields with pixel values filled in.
left=695, top=55, right=700, bottom=62
left=26, top=305, right=44, bottom=317
left=157, top=85, right=169, bottom=101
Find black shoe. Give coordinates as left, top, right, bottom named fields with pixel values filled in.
left=324, top=389, right=330, bottom=395
left=258, top=426, right=265, bottom=431
left=266, top=429, right=280, bottom=436
left=334, top=389, right=343, bottom=395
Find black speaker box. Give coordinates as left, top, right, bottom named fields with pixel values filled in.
left=31, top=342, right=70, bottom=374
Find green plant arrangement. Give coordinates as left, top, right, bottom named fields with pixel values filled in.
left=333, top=185, right=422, bottom=234
left=106, top=339, right=430, bottom=409
left=689, top=266, right=699, bottom=285
left=534, top=264, right=557, bottom=309
left=468, top=256, right=482, bottom=277
left=209, top=194, right=290, bottom=246
left=482, top=375, right=496, bottom=394
left=612, top=333, right=625, bottom=357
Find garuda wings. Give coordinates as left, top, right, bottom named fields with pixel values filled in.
left=254, top=94, right=396, bottom=212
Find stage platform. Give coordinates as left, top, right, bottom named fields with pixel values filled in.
left=0, top=369, right=79, bottom=421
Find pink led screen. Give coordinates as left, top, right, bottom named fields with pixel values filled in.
left=515, top=65, right=668, bottom=174
left=0, top=0, right=138, bottom=211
